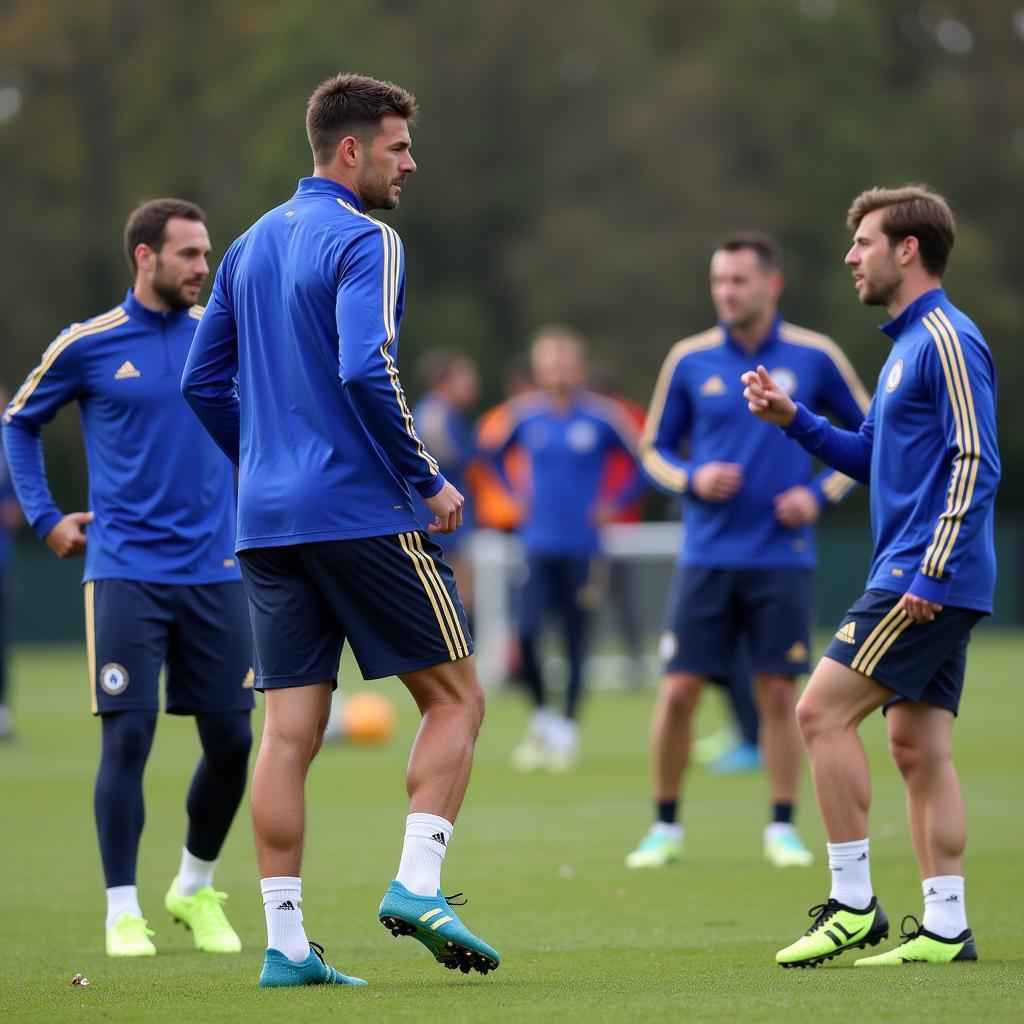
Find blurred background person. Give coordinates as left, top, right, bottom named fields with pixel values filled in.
left=482, top=326, right=643, bottom=771
left=626, top=231, right=870, bottom=871
left=412, top=349, right=481, bottom=614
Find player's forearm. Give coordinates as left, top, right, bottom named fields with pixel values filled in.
left=784, top=404, right=871, bottom=484
left=344, top=375, right=444, bottom=498
left=638, top=441, right=691, bottom=495
left=2, top=421, right=62, bottom=537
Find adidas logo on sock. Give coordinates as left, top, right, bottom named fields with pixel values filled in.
left=431, top=831, right=447, bottom=846
left=857, top=852, right=868, bottom=861
left=926, top=887, right=938, bottom=896
left=947, top=895, right=960, bottom=902
left=276, top=900, right=296, bottom=911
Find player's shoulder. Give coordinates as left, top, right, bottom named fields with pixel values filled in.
left=505, top=391, right=549, bottom=424
left=49, top=304, right=131, bottom=356
left=916, top=298, right=993, bottom=369
left=577, top=391, right=634, bottom=428
left=661, top=327, right=726, bottom=370
left=188, top=304, right=205, bottom=322
left=777, top=321, right=846, bottom=364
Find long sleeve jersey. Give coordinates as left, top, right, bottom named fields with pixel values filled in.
left=411, top=394, right=477, bottom=535
left=3, top=290, right=240, bottom=584
left=784, top=289, right=999, bottom=612
left=483, top=391, right=643, bottom=556
left=641, top=317, right=870, bottom=569
left=181, top=177, right=442, bottom=551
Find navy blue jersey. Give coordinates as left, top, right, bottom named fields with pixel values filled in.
left=785, top=289, right=999, bottom=613
left=182, top=177, right=442, bottom=551
left=485, top=391, right=641, bottom=555
left=3, top=291, right=239, bottom=584
left=642, top=317, right=869, bottom=568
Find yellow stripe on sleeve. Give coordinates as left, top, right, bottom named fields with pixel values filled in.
left=639, top=329, right=723, bottom=494
left=920, top=310, right=981, bottom=578
left=5, top=308, right=127, bottom=423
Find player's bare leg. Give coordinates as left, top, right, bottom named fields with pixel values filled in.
left=886, top=701, right=963, bottom=878
left=757, top=672, right=814, bottom=866
left=626, top=672, right=701, bottom=869
left=251, top=681, right=333, bottom=878
left=796, top=658, right=889, bottom=842
left=379, top=655, right=499, bottom=974
left=651, top=671, right=703, bottom=803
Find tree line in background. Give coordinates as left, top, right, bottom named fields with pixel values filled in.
left=2, top=0, right=1022, bottom=511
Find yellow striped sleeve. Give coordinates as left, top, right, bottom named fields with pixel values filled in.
left=5, top=308, right=128, bottom=423
left=639, top=329, right=723, bottom=493
left=920, top=308, right=981, bottom=579
left=778, top=323, right=871, bottom=414
left=374, top=220, right=438, bottom=476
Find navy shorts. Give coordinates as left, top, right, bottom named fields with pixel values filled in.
left=85, top=579, right=255, bottom=717
left=518, top=555, right=596, bottom=637
left=660, top=566, right=813, bottom=677
left=823, top=589, right=984, bottom=715
left=238, top=531, right=473, bottom=689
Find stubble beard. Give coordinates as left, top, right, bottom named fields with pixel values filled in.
left=359, top=166, right=399, bottom=212
left=151, top=264, right=195, bottom=311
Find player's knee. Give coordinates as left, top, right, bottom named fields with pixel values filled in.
left=198, top=712, right=252, bottom=766
left=101, top=710, right=157, bottom=764
left=888, top=726, right=949, bottom=779
left=795, top=691, right=829, bottom=745
left=661, top=674, right=701, bottom=718
left=756, top=674, right=796, bottom=716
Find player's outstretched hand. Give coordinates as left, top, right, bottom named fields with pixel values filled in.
left=45, top=511, right=94, bottom=558
left=774, top=485, right=821, bottom=527
left=741, top=365, right=796, bottom=427
left=425, top=481, right=464, bottom=535
left=692, top=462, right=743, bottom=502
left=898, top=592, right=942, bottom=623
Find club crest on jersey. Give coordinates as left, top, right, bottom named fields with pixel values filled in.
left=99, top=662, right=129, bottom=695
left=885, top=358, right=904, bottom=393
left=566, top=420, right=598, bottom=452
left=769, top=368, right=798, bottom=396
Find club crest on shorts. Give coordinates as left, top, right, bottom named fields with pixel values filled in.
left=769, top=368, right=798, bottom=397
left=885, top=358, right=904, bottom=393
left=99, top=662, right=129, bottom=695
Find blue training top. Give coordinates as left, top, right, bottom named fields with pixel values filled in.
left=785, top=289, right=999, bottom=613
left=485, top=390, right=642, bottom=556
left=182, top=177, right=442, bottom=551
left=641, top=316, right=870, bottom=569
left=3, top=290, right=240, bottom=584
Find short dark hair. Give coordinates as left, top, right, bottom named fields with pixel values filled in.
left=306, top=72, right=419, bottom=167
left=847, top=184, right=956, bottom=277
left=124, top=198, right=205, bottom=275
left=713, top=231, right=782, bottom=271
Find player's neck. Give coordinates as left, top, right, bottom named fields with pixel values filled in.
left=728, top=310, right=776, bottom=354
left=131, top=281, right=174, bottom=314
left=313, top=165, right=361, bottom=202
left=885, top=274, right=943, bottom=319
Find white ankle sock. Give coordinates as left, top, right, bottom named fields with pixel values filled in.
left=106, top=885, right=142, bottom=931
left=651, top=821, right=682, bottom=842
left=827, top=838, right=872, bottom=909
left=177, top=847, right=217, bottom=896
left=395, top=812, right=452, bottom=896
left=261, top=876, right=310, bottom=962
left=922, top=875, right=967, bottom=938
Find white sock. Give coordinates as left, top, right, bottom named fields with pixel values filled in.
left=827, top=838, right=872, bottom=909
left=177, top=847, right=217, bottom=897
left=106, top=885, right=142, bottom=931
left=395, top=812, right=452, bottom=896
left=764, top=822, right=797, bottom=844
left=922, top=875, right=967, bottom=938
left=261, top=876, right=310, bottom=962
left=651, top=821, right=682, bottom=842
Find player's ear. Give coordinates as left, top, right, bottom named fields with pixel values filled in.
left=898, top=235, right=919, bottom=266
left=336, top=134, right=361, bottom=168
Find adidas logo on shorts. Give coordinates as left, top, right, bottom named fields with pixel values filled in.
left=835, top=621, right=857, bottom=644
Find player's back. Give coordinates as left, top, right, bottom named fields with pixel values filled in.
left=221, top=178, right=420, bottom=550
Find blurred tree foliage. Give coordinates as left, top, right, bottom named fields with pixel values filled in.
left=1, top=0, right=1021, bottom=511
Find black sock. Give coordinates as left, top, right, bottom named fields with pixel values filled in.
left=656, top=799, right=678, bottom=825
left=772, top=802, right=794, bottom=825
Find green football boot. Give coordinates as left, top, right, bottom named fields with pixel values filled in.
left=106, top=912, right=157, bottom=957
left=625, top=827, right=682, bottom=869
left=259, top=941, right=367, bottom=987
left=776, top=896, right=888, bottom=968
left=165, top=878, right=242, bottom=953
left=764, top=827, right=814, bottom=868
left=855, top=916, right=977, bottom=966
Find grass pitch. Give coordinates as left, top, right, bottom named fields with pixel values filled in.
left=1, top=632, right=1022, bottom=1022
